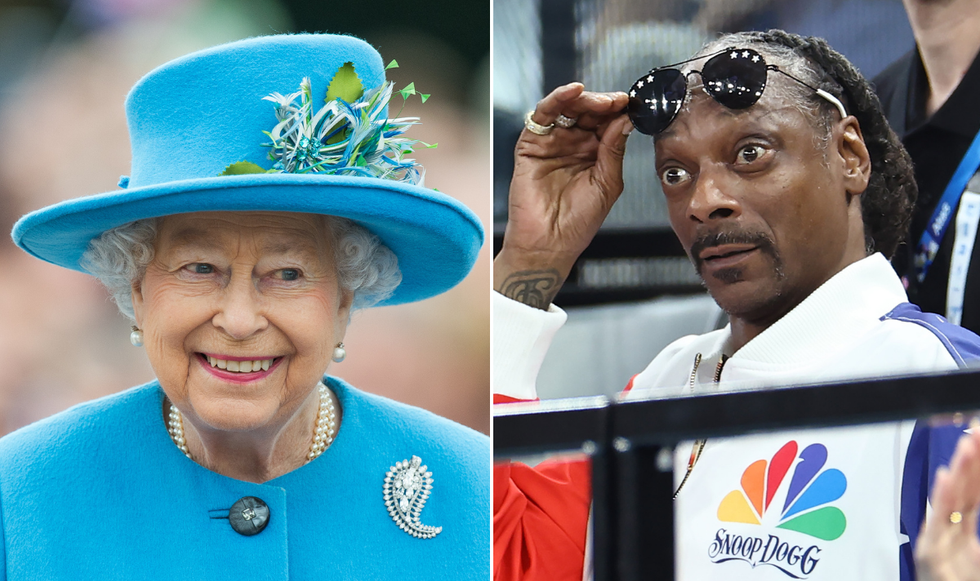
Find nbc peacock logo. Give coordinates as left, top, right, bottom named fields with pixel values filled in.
left=707, top=441, right=847, bottom=578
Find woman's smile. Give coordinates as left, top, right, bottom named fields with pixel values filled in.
left=197, top=353, right=285, bottom=383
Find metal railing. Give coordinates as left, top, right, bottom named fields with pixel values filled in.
left=494, top=368, right=980, bottom=580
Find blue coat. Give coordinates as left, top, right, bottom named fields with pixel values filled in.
left=0, top=378, right=490, bottom=579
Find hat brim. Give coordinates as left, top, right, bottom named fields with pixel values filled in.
left=12, top=173, right=484, bottom=306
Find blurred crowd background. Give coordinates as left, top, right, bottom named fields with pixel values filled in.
left=0, top=0, right=491, bottom=435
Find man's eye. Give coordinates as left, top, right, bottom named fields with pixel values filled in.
left=660, top=167, right=691, bottom=186
left=736, top=145, right=766, bottom=164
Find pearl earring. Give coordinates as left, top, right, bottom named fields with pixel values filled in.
left=332, top=342, right=346, bottom=363
left=130, top=326, right=144, bottom=347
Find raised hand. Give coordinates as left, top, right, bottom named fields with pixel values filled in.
left=916, top=428, right=980, bottom=581
left=494, top=83, right=632, bottom=309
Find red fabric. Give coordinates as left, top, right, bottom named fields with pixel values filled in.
left=494, top=394, right=538, bottom=404
left=493, top=379, right=634, bottom=580
left=493, top=458, right=592, bottom=581
left=622, top=373, right=639, bottom=393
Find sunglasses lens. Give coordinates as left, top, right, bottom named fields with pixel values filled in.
left=701, top=48, right=767, bottom=109
left=627, top=68, right=687, bottom=135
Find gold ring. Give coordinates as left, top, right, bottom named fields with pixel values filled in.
left=951, top=511, right=963, bottom=524
left=524, top=111, right=554, bottom=135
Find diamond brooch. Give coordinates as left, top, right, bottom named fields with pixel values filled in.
left=383, top=455, right=442, bottom=539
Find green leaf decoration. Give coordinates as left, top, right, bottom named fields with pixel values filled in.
left=220, top=161, right=269, bottom=175
left=420, top=141, right=438, bottom=149
left=398, top=82, right=416, bottom=100
left=260, top=77, right=426, bottom=183
left=385, top=59, right=399, bottom=70
left=420, top=93, right=430, bottom=103
left=325, top=130, right=347, bottom=146
left=325, top=62, right=363, bottom=104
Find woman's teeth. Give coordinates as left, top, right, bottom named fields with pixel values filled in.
left=206, top=356, right=273, bottom=373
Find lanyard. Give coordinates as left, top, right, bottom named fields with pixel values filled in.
left=914, top=127, right=980, bottom=283
left=946, top=190, right=980, bottom=324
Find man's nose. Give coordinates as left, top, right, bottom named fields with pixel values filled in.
left=687, top=169, right=741, bottom=223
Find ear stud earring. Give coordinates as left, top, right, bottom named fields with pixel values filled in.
left=130, top=326, right=144, bottom=347
left=332, top=342, right=346, bottom=363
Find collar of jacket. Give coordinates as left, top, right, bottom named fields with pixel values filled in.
left=627, top=253, right=908, bottom=394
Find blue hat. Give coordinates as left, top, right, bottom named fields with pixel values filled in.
left=10, top=34, right=483, bottom=306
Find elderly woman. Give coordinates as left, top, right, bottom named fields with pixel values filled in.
left=3, top=34, right=488, bottom=578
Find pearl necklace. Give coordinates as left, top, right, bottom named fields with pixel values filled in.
left=166, top=382, right=338, bottom=463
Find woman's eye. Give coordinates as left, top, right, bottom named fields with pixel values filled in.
left=190, top=263, right=214, bottom=274
left=660, top=167, right=691, bottom=187
left=279, top=269, right=300, bottom=281
left=736, top=145, right=766, bottom=164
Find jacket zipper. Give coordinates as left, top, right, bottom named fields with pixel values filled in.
left=714, top=355, right=727, bottom=383
left=673, top=353, right=727, bottom=499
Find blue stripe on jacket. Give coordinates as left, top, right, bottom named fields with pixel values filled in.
left=881, top=303, right=980, bottom=581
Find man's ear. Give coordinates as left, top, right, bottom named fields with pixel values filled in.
left=838, top=116, right=872, bottom=197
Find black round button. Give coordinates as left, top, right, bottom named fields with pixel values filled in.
left=228, top=496, right=270, bottom=536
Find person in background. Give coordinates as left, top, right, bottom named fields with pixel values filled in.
left=875, top=0, right=980, bottom=330
left=914, top=426, right=980, bottom=581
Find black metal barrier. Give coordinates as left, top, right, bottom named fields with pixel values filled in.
left=493, top=368, right=980, bottom=581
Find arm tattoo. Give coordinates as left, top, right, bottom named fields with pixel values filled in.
left=497, top=269, right=563, bottom=309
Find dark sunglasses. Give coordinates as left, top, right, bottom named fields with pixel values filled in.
left=626, top=47, right=848, bottom=135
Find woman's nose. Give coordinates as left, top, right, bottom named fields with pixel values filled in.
left=211, top=273, right=267, bottom=339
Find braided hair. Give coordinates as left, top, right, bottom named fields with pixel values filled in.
left=695, top=30, right=917, bottom=259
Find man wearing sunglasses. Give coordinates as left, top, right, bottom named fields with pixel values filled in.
left=495, top=30, right=980, bottom=581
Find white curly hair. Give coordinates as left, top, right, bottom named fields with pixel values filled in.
left=81, top=215, right=402, bottom=320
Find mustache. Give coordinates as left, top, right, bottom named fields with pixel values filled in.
left=690, top=229, right=777, bottom=269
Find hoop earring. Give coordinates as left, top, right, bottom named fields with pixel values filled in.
left=332, top=342, right=346, bottom=363
left=130, top=326, right=144, bottom=347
